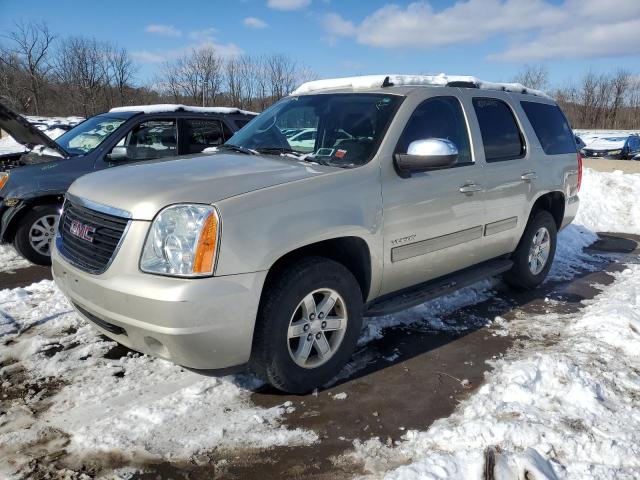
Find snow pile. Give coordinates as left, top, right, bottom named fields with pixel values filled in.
left=0, top=281, right=315, bottom=478
left=352, top=264, right=640, bottom=479
left=0, top=134, right=25, bottom=156
left=575, top=168, right=640, bottom=235
left=0, top=115, right=81, bottom=156
left=109, top=104, right=258, bottom=116
left=292, top=74, right=550, bottom=98
left=0, top=245, right=32, bottom=273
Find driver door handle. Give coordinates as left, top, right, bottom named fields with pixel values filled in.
left=521, top=171, right=538, bottom=182
left=459, top=183, right=483, bottom=194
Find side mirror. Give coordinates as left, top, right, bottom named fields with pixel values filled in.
left=107, top=145, right=129, bottom=162
left=394, top=138, right=458, bottom=178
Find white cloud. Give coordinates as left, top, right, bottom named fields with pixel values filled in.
left=144, top=24, right=182, bottom=37
left=133, top=38, right=244, bottom=64
left=489, top=18, right=640, bottom=61
left=188, top=28, right=218, bottom=41
left=243, top=17, right=268, bottom=28
left=323, top=0, right=640, bottom=61
left=267, top=0, right=311, bottom=11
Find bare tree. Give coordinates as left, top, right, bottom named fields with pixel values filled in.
left=0, top=20, right=56, bottom=114
left=608, top=69, right=630, bottom=128
left=105, top=44, right=137, bottom=106
left=55, top=37, right=108, bottom=116
left=512, top=64, right=549, bottom=91
left=159, top=47, right=223, bottom=106
left=267, top=53, right=297, bottom=99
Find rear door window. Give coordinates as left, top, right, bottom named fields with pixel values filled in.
left=472, top=98, right=525, bottom=162
left=520, top=101, right=576, bottom=155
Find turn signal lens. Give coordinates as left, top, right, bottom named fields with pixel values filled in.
left=193, top=211, right=219, bottom=274
left=0, top=173, right=8, bottom=191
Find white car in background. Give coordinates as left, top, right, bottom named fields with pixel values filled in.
left=287, top=128, right=353, bottom=153
left=287, top=128, right=317, bottom=152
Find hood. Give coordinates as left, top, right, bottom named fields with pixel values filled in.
left=585, top=137, right=627, bottom=151
left=68, top=153, right=336, bottom=220
left=0, top=101, right=68, bottom=157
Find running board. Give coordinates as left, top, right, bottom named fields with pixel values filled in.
left=365, top=258, right=513, bottom=317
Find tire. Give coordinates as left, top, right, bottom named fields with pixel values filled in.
left=503, top=210, right=557, bottom=290
left=250, top=256, right=363, bottom=394
left=13, top=204, right=60, bottom=266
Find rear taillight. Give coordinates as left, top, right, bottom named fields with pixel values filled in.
left=577, top=152, right=583, bottom=192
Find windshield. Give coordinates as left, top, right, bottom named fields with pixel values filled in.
left=226, top=93, right=402, bottom=167
left=56, top=114, right=127, bottom=155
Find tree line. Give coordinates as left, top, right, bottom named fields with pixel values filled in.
left=0, top=20, right=316, bottom=117
left=514, top=65, right=640, bottom=130
left=1, top=21, right=639, bottom=130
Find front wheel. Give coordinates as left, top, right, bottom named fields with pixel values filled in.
left=503, top=210, right=557, bottom=290
left=250, top=257, right=363, bottom=394
left=13, top=205, right=60, bottom=266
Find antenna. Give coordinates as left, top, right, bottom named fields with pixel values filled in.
left=381, top=76, right=395, bottom=88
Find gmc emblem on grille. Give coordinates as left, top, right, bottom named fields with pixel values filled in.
left=70, top=219, right=96, bottom=243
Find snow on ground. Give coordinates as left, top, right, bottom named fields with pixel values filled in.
left=0, top=245, right=32, bottom=273
left=351, top=263, right=640, bottom=480
left=0, top=134, right=25, bottom=157
left=576, top=168, right=640, bottom=235
left=0, top=281, right=315, bottom=478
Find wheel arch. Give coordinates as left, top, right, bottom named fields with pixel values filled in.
left=1, top=194, right=64, bottom=243
left=261, top=236, right=372, bottom=304
left=529, top=190, right=565, bottom=230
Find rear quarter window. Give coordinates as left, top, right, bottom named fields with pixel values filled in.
left=520, top=101, right=577, bottom=155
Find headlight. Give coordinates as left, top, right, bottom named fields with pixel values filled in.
left=140, top=204, right=220, bottom=277
left=608, top=150, right=622, bottom=155
left=0, top=172, right=8, bottom=191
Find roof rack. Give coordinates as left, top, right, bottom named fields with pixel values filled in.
left=292, top=74, right=551, bottom=99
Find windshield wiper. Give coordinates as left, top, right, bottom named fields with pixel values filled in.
left=255, top=147, right=299, bottom=156
left=218, top=144, right=257, bottom=155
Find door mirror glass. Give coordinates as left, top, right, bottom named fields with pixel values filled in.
left=107, top=145, right=129, bottom=162
left=394, top=138, right=458, bottom=177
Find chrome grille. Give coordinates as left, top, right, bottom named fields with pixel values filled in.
left=57, top=199, right=129, bottom=274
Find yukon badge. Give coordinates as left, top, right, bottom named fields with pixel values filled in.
left=70, top=219, right=96, bottom=243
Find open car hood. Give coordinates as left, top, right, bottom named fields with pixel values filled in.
left=0, top=101, right=68, bottom=158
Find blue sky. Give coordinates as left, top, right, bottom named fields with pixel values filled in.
left=1, top=0, right=639, bottom=87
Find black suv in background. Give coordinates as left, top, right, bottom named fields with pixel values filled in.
left=0, top=103, right=256, bottom=265
left=581, top=134, right=640, bottom=160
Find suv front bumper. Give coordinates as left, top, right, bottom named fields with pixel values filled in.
left=51, top=242, right=267, bottom=370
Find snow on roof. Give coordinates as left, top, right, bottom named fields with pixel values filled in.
left=291, top=74, right=551, bottom=99
left=109, top=104, right=258, bottom=115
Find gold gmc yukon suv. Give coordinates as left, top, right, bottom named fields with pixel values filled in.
left=52, top=75, right=582, bottom=393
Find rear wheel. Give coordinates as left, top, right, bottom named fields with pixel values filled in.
left=250, top=257, right=363, bottom=394
left=504, top=210, right=557, bottom=290
left=13, top=205, right=60, bottom=266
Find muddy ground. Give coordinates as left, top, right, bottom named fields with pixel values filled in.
left=1, top=233, right=638, bottom=479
